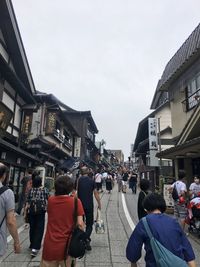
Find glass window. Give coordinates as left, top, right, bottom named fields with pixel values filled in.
left=0, top=43, right=9, bottom=62
left=196, top=74, right=200, bottom=89
left=2, top=91, right=14, bottom=111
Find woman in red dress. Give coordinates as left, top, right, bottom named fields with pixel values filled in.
left=40, top=175, right=85, bottom=267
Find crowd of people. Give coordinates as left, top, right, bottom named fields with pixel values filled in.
left=0, top=161, right=199, bottom=266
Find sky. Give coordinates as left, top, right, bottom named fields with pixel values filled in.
left=12, top=0, right=200, bottom=159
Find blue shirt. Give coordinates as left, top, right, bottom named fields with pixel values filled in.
left=126, top=213, right=195, bottom=267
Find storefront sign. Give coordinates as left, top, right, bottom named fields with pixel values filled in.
left=46, top=112, right=56, bottom=134
left=0, top=102, right=13, bottom=137
left=22, top=112, right=33, bottom=135
left=148, top=118, right=158, bottom=150
left=163, top=184, right=174, bottom=207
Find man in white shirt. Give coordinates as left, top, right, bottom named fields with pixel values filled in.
left=170, top=170, right=187, bottom=230
left=189, top=176, right=200, bottom=199
left=95, top=171, right=103, bottom=192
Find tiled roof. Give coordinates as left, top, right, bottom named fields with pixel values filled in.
left=158, top=23, right=200, bottom=91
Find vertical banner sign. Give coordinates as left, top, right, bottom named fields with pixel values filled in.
left=22, top=112, right=33, bottom=135
left=0, top=102, right=13, bottom=137
left=148, top=118, right=158, bottom=150
left=46, top=112, right=56, bottom=134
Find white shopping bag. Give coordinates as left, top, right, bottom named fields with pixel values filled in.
left=95, top=208, right=105, bottom=234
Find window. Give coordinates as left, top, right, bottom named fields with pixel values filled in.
left=186, top=74, right=200, bottom=110
left=2, top=91, right=14, bottom=111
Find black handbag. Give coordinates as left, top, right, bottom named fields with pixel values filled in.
left=66, top=195, right=87, bottom=259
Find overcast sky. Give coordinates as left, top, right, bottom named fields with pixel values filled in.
left=12, top=0, right=200, bottom=159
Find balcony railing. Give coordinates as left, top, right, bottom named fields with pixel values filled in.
left=182, top=88, right=200, bottom=111
left=63, top=139, right=72, bottom=150
left=53, top=129, right=73, bottom=150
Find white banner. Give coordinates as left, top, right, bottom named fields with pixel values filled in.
left=148, top=118, right=158, bottom=150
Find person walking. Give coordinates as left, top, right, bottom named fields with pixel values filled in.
left=24, top=175, right=49, bottom=257
left=94, top=171, right=103, bottom=192
left=137, top=179, right=150, bottom=220
left=116, top=171, right=123, bottom=192
left=40, top=175, right=85, bottom=267
left=105, top=172, right=113, bottom=193
left=77, top=166, right=101, bottom=251
left=189, top=175, right=200, bottom=199
left=129, top=171, right=138, bottom=194
left=126, top=193, right=196, bottom=267
left=170, top=170, right=187, bottom=231
left=16, top=170, right=32, bottom=215
left=0, top=163, right=21, bottom=257
left=122, top=171, right=129, bottom=193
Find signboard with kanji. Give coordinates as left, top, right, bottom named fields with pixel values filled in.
left=46, top=112, right=56, bottom=134
left=148, top=118, right=158, bottom=150
left=0, top=101, right=13, bottom=137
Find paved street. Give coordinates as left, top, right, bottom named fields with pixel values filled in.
left=1, top=183, right=200, bottom=267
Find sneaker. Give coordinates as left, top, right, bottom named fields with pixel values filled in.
left=31, top=249, right=38, bottom=257
left=86, top=241, right=92, bottom=251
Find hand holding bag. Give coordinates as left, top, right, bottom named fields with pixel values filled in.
left=66, top=195, right=87, bottom=259
left=95, top=208, right=105, bottom=234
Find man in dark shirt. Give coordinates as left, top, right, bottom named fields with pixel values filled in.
left=77, top=166, right=101, bottom=251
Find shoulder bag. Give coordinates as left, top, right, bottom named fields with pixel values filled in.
left=142, top=217, right=188, bottom=267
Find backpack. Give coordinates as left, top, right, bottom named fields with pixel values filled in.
left=142, top=217, right=188, bottom=267
left=28, top=188, right=47, bottom=215
left=172, top=183, right=179, bottom=201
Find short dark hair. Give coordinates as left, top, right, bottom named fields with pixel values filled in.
left=0, top=163, right=8, bottom=178
left=32, top=176, right=42, bottom=188
left=139, top=179, right=150, bottom=191
left=55, top=175, right=74, bottom=195
left=143, top=193, right=166, bottom=213
left=178, top=170, right=185, bottom=180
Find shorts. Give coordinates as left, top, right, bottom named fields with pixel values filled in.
left=174, top=201, right=187, bottom=219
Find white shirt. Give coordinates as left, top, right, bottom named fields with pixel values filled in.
left=171, top=181, right=187, bottom=196
left=189, top=182, right=200, bottom=197
left=95, top=173, right=102, bottom=183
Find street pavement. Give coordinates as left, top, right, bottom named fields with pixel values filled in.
left=1, top=183, right=200, bottom=267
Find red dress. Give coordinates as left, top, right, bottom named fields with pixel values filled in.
left=42, top=195, right=84, bottom=261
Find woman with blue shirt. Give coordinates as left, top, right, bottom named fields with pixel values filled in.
left=126, top=193, right=196, bottom=267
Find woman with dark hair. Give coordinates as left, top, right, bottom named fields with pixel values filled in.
left=40, top=175, right=85, bottom=267
left=137, top=179, right=150, bottom=220
left=24, top=176, right=49, bottom=257
left=126, top=193, right=196, bottom=267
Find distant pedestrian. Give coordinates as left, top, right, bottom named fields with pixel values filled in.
left=126, top=193, right=196, bottom=267
left=0, top=163, right=21, bottom=257
left=116, top=172, right=123, bottom=192
left=40, top=175, right=85, bottom=267
left=16, top=170, right=32, bottom=215
left=77, top=166, right=101, bottom=251
left=170, top=170, right=187, bottom=231
left=24, top=176, right=49, bottom=257
left=95, top=171, right=103, bottom=192
left=129, top=171, right=138, bottom=194
left=122, top=171, right=129, bottom=193
left=189, top=175, right=200, bottom=199
left=105, top=172, right=113, bottom=193
left=137, top=179, right=150, bottom=220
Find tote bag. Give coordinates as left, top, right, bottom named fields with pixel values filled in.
left=142, top=217, right=188, bottom=267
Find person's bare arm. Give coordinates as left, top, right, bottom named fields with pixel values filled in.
left=188, top=260, right=196, bottom=267
left=94, top=189, right=101, bottom=210
left=6, top=210, right=21, bottom=253
left=77, top=215, right=85, bottom=230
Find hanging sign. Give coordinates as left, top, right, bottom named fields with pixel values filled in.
left=148, top=118, right=158, bottom=150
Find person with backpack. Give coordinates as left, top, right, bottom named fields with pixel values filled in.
left=0, top=163, right=21, bottom=257
left=24, top=175, right=49, bottom=257
left=126, top=193, right=196, bottom=267
left=170, top=170, right=187, bottom=231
